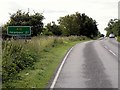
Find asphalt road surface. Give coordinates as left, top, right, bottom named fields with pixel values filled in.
left=52, top=37, right=119, bottom=88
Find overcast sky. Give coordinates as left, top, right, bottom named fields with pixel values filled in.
left=0, top=0, right=119, bottom=34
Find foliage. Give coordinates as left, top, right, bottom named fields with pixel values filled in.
left=2, top=11, right=99, bottom=39
left=44, top=22, right=62, bottom=36
left=2, top=10, right=44, bottom=37
left=2, top=36, right=90, bottom=88
left=105, top=19, right=120, bottom=37
left=117, top=36, right=120, bottom=42
left=2, top=41, right=38, bottom=83
left=2, top=36, right=89, bottom=87
left=42, top=28, right=53, bottom=36
left=100, top=34, right=105, bottom=37
left=58, top=12, right=99, bottom=38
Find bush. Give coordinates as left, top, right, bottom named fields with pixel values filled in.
left=2, top=36, right=88, bottom=84
left=117, top=36, right=120, bottom=42
left=2, top=41, right=38, bottom=83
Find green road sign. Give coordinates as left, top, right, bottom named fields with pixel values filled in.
left=7, top=26, right=31, bottom=36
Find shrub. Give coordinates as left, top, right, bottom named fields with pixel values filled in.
left=2, top=36, right=88, bottom=84
left=2, top=41, right=38, bottom=83
left=117, top=36, right=120, bottom=42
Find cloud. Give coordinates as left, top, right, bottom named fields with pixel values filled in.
left=43, top=10, right=67, bottom=14
left=0, top=0, right=119, bottom=34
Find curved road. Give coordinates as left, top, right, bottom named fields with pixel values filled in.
left=51, top=38, right=119, bottom=88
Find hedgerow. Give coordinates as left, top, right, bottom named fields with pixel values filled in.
left=2, top=36, right=88, bottom=85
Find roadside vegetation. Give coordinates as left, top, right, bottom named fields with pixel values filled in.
left=2, top=36, right=89, bottom=88
left=2, top=10, right=99, bottom=39
left=105, top=19, right=120, bottom=42
left=2, top=10, right=99, bottom=88
left=117, top=36, right=120, bottom=42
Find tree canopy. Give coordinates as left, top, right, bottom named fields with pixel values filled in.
left=105, top=19, right=120, bottom=37
left=43, top=22, right=62, bottom=36
left=2, top=10, right=99, bottom=39
left=58, top=12, right=99, bottom=38
left=3, top=10, right=44, bottom=37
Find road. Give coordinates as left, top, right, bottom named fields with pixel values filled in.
left=51, top=38, right=119, bottom=88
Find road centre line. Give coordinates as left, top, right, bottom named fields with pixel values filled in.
left=104, top=46, right=108, bottom=49
left=103, top=45, right=117, bottom=57
left=108, top=50, right=117, bottom=57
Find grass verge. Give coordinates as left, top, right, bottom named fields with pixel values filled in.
left=2, top=36, right=89, bottom=88
left=117, top=36, right=120, bottom=42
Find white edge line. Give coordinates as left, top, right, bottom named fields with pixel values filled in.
left=50, top=46, right=74, bottom=89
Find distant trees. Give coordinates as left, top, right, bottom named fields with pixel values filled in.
left=105, top=19, right=120, bottom=37
left=58, top=12, right=99, bottom=38
left=43, top=22, right=62, bottom=36
left=100, top=34, right=105, bottom=37
left=3, top=10, right=44, bottom=37
left=2, top=10, right=99, bottom=38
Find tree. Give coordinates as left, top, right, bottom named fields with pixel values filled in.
left=105, top=19, right=120, bottom=37
left=44, top=22, right=62, bottom=36
left=3, top=10, right=44, bottom=37
left=58, top=12, right=99, bottom=38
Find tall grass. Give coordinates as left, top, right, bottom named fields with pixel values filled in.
left=117, top=36, right=120, bottom=42
left=2, top=36, right=88, bottom=86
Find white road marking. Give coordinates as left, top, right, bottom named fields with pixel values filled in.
left=104, top=46, right=108, bottom=49
left=108, top=50, right=117, bottom=57
left=50, top=46, right=74, bottom=89
left=50, top=42, right=117, bottom=89
left=102, top=44, right=108, bottom=49
left=103, top=45, right=117, bottom=57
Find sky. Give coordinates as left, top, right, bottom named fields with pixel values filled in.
left=0, top=0, right=119, bottom=35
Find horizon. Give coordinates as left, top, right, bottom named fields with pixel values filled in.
left=0, top=0, right=119, bottom=35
